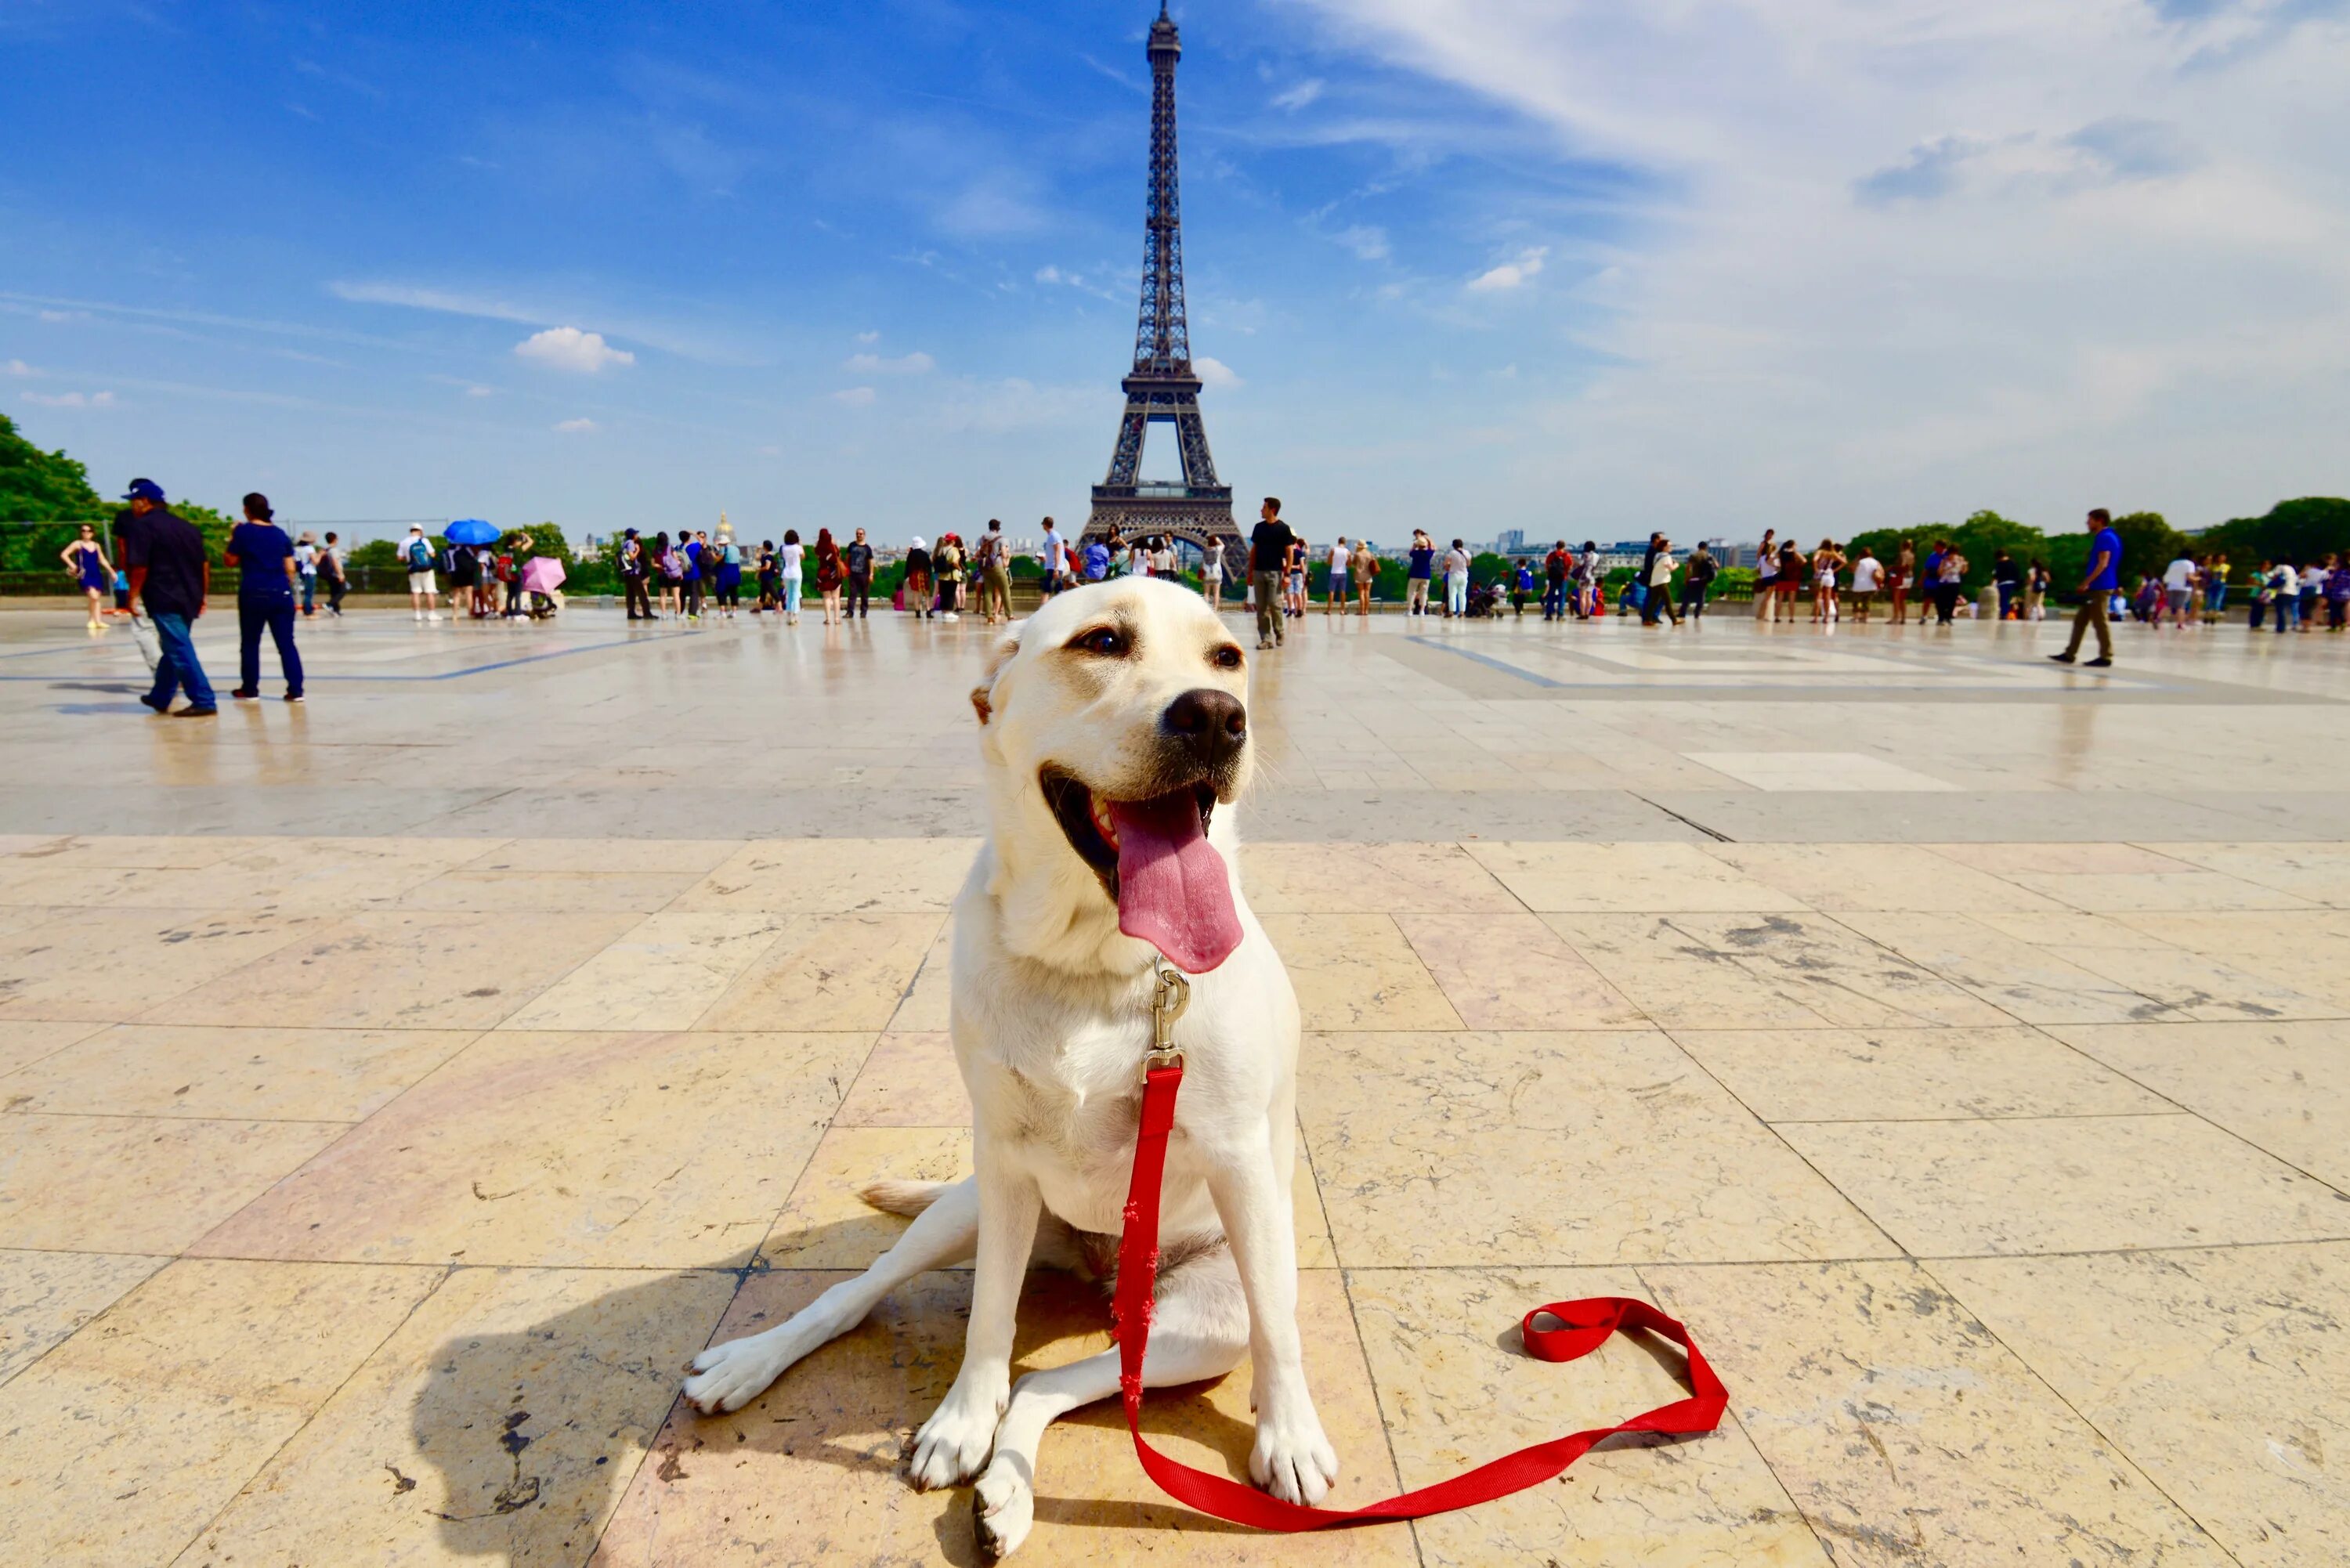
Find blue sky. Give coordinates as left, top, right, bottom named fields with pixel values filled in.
left=5, top=0, right=2346, bottom=547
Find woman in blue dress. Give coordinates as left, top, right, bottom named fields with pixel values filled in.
left=61, top=522, right=113, bottom=632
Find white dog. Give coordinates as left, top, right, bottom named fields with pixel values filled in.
left=684, top=577, right=1337, bottom=1555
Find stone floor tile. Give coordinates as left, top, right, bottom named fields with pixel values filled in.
left=181, top=1263, right=738, bottom=1568
left=1680, top=750, right=1961, bottom=792
left=1670, top=1024, right=2169, bottom=1122
left=0, top=905, right=327, bottom=1023
left=0, top=1257, right=440, bottom=1567
left=1396, top=908, right=1649, bottom=1029
left=1346, top=1264, right=1824, bottom=1566
left=1548, top=911, right=2012, bottom=1029
left=1299, top=1031, right=1896, bottom=1266
left=0, top=1113, right=345, bottom=1253
left=0, top=1023, right=479, bottom=1121
left=1936, top=1243, right=2350, bottom=1568
left=885, top=920, right=956, bottom=1031
left=761, top=1125, right=974, bottom=1269
left=595, top=1267, right=1412, bottom=1566
left=2137, top=840, right=2350, bottom=908
left=156, top=909, right=644, bottom=1030
left=2001, top=869, right=2317, bottom=914
left=1256, top=912, right=1465, bottom=1030
left=450, top=836, right=737, bottom=875
left=835, top=1031, right=969, bottom=1126
left=1777, top=1114, right=2350, bottom=1255
left=1645, top=1261, right=2233, bottom=1567
left=1831, top=910, right=2186, bottom=1024
left=0, top=1017, right=103, bottom=1077
left=694, top=912, right=943, bottom=1032
left=1240, top=842, right=1524, bottom=912
left=669, top=838, right=980, bottom=913
left=0, top=834, right=262, bottom=869
left=2044, top=1019, right=2350, bottom=1187
left=0, top=1250, right=165, bottom=1387
left=2111, top=912, right=2350, bottom=1011
left=1463, top=841, right=1809, bottom=912
left=1700, top=842, right=2069, bottom=912
left=502, top=911, right=796, bottom=1031
left=193, top=1031, right=866, bottom=1268
left=1925, top=842, right=2200, bottom=876
left=387, top=866, right=707, bottom=912
left=2047, top=941, right=2346, bottom=1023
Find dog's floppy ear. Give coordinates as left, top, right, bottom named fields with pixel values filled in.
left=971, top=631, right=1020, bottom=725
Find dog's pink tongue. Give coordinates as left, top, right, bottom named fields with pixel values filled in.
left=1110, top=793, right=1242, bottom=973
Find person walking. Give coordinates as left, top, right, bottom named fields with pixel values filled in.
left=1681, top=542, right=1716, bottom=620
left=715, top=528, right=743, bottom=618
left=61, top=522, right=112, bottom=632
left=2024, top=558, right=2050, bottom=621
left=1284, top=533, right=1307, bottom=619
left=121, top=480, right=217, bottom=716
left=224, top=493, right=303, bottom=703
left=2268, top=561, right=2299, bottom=634
left=1994, top=550, right=2023, bottom=620
left=815, top=527, right=844, bottom=623
left=1510, top=558, right=1535, bottom=616
left=653, top=531, right=682, bottom=616
left=779, top=528, right=806, bottom=625
left=1752, top=529, right=1778, bottom=621
left=398, top=524, right=443, bottom=621
left=1541, top=540, right=1571, bottom=621
left=1576, top=540, right=1600, bottom=617
left=2051, top=508, right=2121, bottom=667
left=1810, top=539, right=1842, bottom=623
left=620, top=529, right=652, bottom=620
left=974, top=520, right=1011, bottom=623
left=1200, top=535, right=1225, bottom=608
left=1354, top=538, right=1379, bottom=614
left=294, top=531, right=320, bottom=617
left=1934, top=545, right=1968, bottom=624
left=1249, top=497, right=1295, bottom=649
left=1404, top=529, right=1435, bottom=619
left=844, top=527, right=875, bottom=618
left=2161, top=550, right=2197, bottom=628
left=1038, top=518, right=1065, bottom=597
left=318, top=531, right=349, bottom=616
left=1642, top=539, right=1682, bottom=626
left=1889, top=538, right=1916, bottom=624
left=1326, top=537, right=1351, bottom=616
left=903, top=536, right=934, bottom=618
left=1442, top=537, right=1472, bottom=619
left=2206, top=555, right=2230, bottom=620
left=937, top=532, right=967, bottom=620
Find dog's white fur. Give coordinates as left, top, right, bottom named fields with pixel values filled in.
left=683, top=579, right=1336, bottom=1555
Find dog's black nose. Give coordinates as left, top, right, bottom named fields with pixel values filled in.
left=1162, top=688, right=1247, bottom=769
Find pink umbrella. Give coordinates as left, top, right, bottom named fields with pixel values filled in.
left=520, top=556, right=566, bottom=595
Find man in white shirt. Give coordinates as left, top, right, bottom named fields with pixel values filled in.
left=1039, top=520, right=1065, bottom=597
left=1326, top=537, right=1351, bottom=616
left=1442, top=538, right=1472, bottom=618
left=2268, top=562, right=2298, bottom=633
left=1849, top=547, right=1882, bottom=623
left=2162, top=554, right=2198, bottom=627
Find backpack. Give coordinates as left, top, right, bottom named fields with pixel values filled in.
left=407, top=537, right=433, bottom=570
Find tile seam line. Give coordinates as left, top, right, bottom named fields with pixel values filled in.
left=1317, top=1147, right=1428, bottom=1568
left=1764, top=1110, right=2195, bottom=1127
left=161, top=1259, right=465, bottom=1568
left=0, top=1107, right=364, bottom=1126
left=1331, top=1235, right=2350, bottom=1270
left=1915, top=1252, right=2252, bottom=1568
left=1629, top=1259, right=1837, bottom=1568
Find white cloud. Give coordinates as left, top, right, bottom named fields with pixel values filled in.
left=844, top=350, right=936, bottom=374
left=1334, top=224, right=1390, bottom=260
left=3, top=359, right=34, bottom=377
left=1273, top=78, right=1327, bottom=111
left=465, top=384, right=495, bottom=397
left=1194, top=356, right=1244, bottom=390
left=21, top=390, right=114, bottom=408
left=553, top=417, right=598, bottom=432
left=830, top=385, right=877, bottom=407
left=1034, top=265, right=1123, bottom=302
left=855, top=330, right=880, bottom=343
left=1466, top=246, right=1548, bottom=291
left=932, top=377, right=1100, bottom=435
left=515, top=326, right=634, bottom=374
left=36, top=309, right=85, bottom=323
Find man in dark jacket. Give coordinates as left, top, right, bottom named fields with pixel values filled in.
left=119, top=479, right=217, bottom=716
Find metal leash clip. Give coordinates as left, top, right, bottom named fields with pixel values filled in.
left=1145, top=959, right=1190, bottom=1075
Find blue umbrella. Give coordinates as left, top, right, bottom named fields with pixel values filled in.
left=445, top=518, right=500, bottom=545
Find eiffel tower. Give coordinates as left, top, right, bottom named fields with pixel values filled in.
left=1083, top=2, right=1238, bottom=557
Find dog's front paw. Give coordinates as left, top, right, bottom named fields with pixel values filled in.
left=971, top=1454, right=1035, bottom=1559
left=682, top=1335, right=791, bottom=1415
left=1250, top=1404, right=1340, bottom=1506
left=907, top=1376, right=1007, bottom=1490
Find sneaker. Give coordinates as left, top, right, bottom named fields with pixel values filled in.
left=1257, top=638, right=1272, bottom=649
left=943, top=612, right=959, bottom=622
left=230, top=688, right=259, bottom=701
left=139, top=694, right=169, bottom=714
left=426, top=612, right=443, bottom=621
left=2047, top=652, right=2076, bottom=664
left=284, top=692, right=305, bottom=703
left=414, top=610, right=425, bottom=621
left=176, top=705, right=217, bottom=717
left=2084, top=656, right=2113, bottom=667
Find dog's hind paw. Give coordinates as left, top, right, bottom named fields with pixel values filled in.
left=1251, top=1409, right=1340, bottom=1507
left=907, top=1378, right=1006, bottom=1490
left=972, top=1457, right=1034, bottom=1559
left=682, top=1336, right=790, bottom=1415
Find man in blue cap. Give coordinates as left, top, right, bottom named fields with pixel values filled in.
left=118, top=478, right=218, bottom=716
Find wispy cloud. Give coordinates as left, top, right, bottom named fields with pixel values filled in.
left=553, top=416, right=598, bottom=432
left=22, top=389, right=115, bottom=407
left=1193, top=356, right=1243, bottom=390
left=844, top=350, right=935, bottom=374
left=830, top=385, right=877, bottom=407
left=514, top=326, right=634, bottom=374
left=1333, top=224, right=1390, bottom=260
left=3, top=359, right=34, bottom=377
left=1466, top=246, right=1547, bottom=291
left=1273, top=78, right=1327, bottom=112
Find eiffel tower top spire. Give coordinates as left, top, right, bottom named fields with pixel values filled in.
left=1133, top=1, right=1191, bottom=377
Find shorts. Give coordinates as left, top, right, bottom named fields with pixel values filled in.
left=2167, top=587, right=2198, bottom=610
left=1776, top=579, right=1799, bottom=594
left=408, top=570, right=437, bottom=593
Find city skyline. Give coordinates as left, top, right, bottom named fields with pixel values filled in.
left=4, top=0, right=2346, bottom=547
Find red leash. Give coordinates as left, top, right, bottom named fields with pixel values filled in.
left=1106, top=967, right=1727, bottom=1530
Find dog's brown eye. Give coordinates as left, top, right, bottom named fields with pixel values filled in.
left=1211, top=645, right=1242, bottom=670
left=1068, top=626, right=1128, bottom=657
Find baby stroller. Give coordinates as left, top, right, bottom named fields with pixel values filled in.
left=1466, top=581, right=1505, bottom=619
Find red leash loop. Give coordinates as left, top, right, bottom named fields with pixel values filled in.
left=1110, top=1058, right=1728, bottom=1530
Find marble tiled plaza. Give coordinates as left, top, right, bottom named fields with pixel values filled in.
left=1, top=603, right=2345, bottom=1566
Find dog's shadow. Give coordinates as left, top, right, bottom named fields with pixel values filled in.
left=407, top=1216, right=1261, bottom=1566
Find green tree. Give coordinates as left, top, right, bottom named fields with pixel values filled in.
left=2202, top=497, right=2350, bottom=574
left=2105, top=511, right=2187, bottom=591
left=504, top=520, right=573, bottom=562
left=0, top=412, right=110, bottom=573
